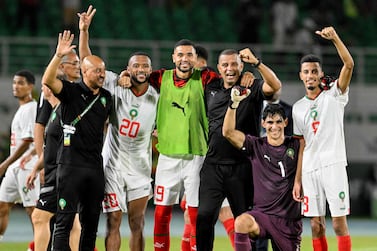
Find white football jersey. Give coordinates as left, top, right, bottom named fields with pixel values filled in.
left=293, top=81, right=349, bottom=173
left=10, top=100, right=37, bottom=169
left=102, top=71, right=159, bottom=189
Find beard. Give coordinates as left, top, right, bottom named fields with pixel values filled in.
left=131, top=74, right=149, bottom=85
left=177, top=64, right=193, bottom=73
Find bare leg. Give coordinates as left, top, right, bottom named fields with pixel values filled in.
left=105, top=210, right=123, bottom=251
left=31, top=208, right=53, bottom=251
left=69, top=213, right=81, bottom=251
left=128, top=196, right=149, bottom=251
left=0, top=202, right=12, bottom=236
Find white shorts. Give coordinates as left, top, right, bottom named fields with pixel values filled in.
left=221, top=198, right=230, bottom=208
left=102, top=166, right=152, bottom=213
left=154, top=154, right=204, bottom=207
left=0, top=163, right=40, bottom=207
left=302, top=163, right=350, bottom=217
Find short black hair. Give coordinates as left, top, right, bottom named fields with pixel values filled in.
left=195, top=45, right=208, bottom=61
left=218, top=49, right=238, bottom=61
left=174, top=39, right=195, bottom=51
left=262, top=104, right=287, bottom=120
left=15, top=70, right=35, bottom=84
left=128, top=51, right=152, bottom=64
left=300, top=54, right=321, bottom=65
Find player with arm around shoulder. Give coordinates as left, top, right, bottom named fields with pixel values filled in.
left=78, top=7, right=158, bottom=250
left=223, top=88, right=304, bottom=251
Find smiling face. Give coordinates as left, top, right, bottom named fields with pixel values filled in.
left=172, top=45, right=197, bottom=76
left=217, top=53, right=244, bottom=88
left=262, top=113, right=287, bottom=142
left=127, top=55, right=152, bottom=85
left=81, top=55, right=106, bottom=91
left=299, top=61, right=324, bottom=97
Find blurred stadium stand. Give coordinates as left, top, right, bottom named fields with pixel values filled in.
left=1, top=37, right=377, bottom=85
left=0, top=0, right=376, bottom=82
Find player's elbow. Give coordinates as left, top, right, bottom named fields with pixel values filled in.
left=345, top=59, right=354, bottom=71
left=222, top=127, right=233, bottom=141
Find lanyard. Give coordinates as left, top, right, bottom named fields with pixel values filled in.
left=70, top=94, right=100, bottom=126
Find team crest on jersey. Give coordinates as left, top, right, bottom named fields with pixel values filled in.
left=59, top=198, right=67, bottom=210
left=100, top=97, right=106, bottom=107
left=130, top=109, right=138, bottom=120
left=286, top=148, right=295, bottom=159
left=310, top=110, right=318, bottom=120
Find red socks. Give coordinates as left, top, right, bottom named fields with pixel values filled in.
left=313, top=235, right=351, bottom=251
left=154, top=205, right=173, bottom=251
left=222, top=218, right=235, bottom=248
left=181, top=223, right=191, bottom=251
left=312, top=236, right=328, bottom=251
left=337, top=235, right=351, bottom=251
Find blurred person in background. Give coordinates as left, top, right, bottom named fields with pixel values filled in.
left=0, top=70, right=38, bottom=251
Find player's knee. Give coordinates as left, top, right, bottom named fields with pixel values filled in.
left=310, top=217, right=326, bottom=236
left=0, top=203, right=9, bottom=217
left=129, top=214, right=145, bottom=233
left=31, top=212, right=47, bottom=226
left=332, top=216, right=349, bottom=236
left=106, top=212, right=122, bottom=231
left=235, top=213, right=255, bottom=233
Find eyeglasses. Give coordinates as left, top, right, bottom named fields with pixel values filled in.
left=62, top=61, right=80, bottom=66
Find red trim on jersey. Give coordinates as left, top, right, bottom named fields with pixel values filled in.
left=130, top=84, right=149, bottom=97
left=149, top=67, right=220, bottom=91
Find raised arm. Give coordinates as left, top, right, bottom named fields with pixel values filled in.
left=78, top=5, right=96, bottom=61
left=222, top=87, right=249, bottom=149
left=315, top=26, right=354, bottom=93
left=239, top=48, right=281, bottom=96
left=42, top=30, right=76, bottom=94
